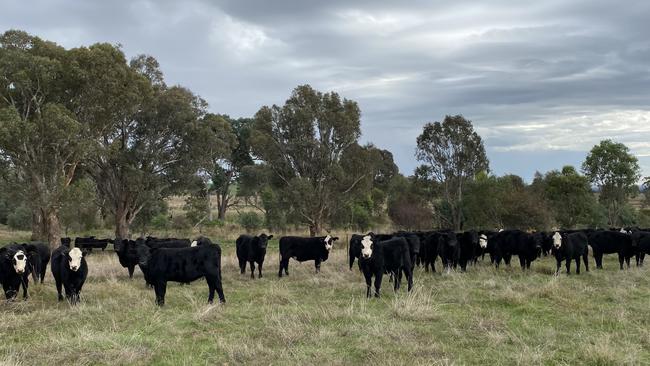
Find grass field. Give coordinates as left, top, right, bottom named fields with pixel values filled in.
left=1, top=237, right=649, bottom=365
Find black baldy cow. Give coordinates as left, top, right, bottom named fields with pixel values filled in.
left=137, top=237, right=225, bottom=306
left=236, top=233, right=273, bottom=278
left=552, top=232, right=589, bottom=275
left=359, top=235, right=413, bottom=298
left=0, top=244, right=33, bottom=300
left=51, top=246, right=88, bottom=304
left=278, top=235, right=339, bottom=277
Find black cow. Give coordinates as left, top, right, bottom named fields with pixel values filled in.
left=395, top=232, right=421, bottom=271
left=632, top=231, right=650, bottom=266
left=457, top=230, right=479, bottom=271
left=51, top=246, right=88, bottom=304
left=278, top=235, right=339, bottom=277
left=359, top=235, right=413, bottom=297
left=0, top=244, right=34, bottom=300
left=140, top=237, right=192, bottom=249
left=438, top=232, right=460, bottom=271
left=136, top=237, right=225, bottom=306
left=25, top=242, right=50, bottom=284
left=490, top=230, right=542, bottom=269
left=114, top=239, right=139, bottom=278
left=551, top=232, right=589, bottom=275
left=61, top=237, right=111, bottom=252
left=587, top=230, right=634, bottom=269
left=422, top=231, right=455, bottom=273
left=349, top=234, right=364, bottom=270
left=236, top=233, right=273, bottom=278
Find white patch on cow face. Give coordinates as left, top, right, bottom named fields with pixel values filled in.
left=552, top=232, right=562, bottom=249
left=324, top=235, right=333, bottom=251
left=479, top=234, right=488, bottom=249
left=620, top=228, right=629, bottom=235
left=191, top=240, right=198, bottom=247
left=69, top=248, right=83, bottom=272
left=498, top=228, right=504, bottom=232
left=361, top=235, right=373, bottom=259
left=13, top=250, right=27, bottom=274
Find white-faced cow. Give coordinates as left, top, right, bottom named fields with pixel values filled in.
left=278, top=235, right=339, bottom=277
left=552, top=231, right=589, bottom=275
left=51, top=246, right=88, bottom=304
left=236, top=233, right=273, bottom=278
left=136, top=237, right=225, bottom=306
left=0, top=244, right=35, bottom=300
left=358, top=235, right=413, bottom=297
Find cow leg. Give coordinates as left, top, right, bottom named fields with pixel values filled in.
left=55, top=279, right=64, bottom=301
left=595, top=253, right=603, bottom=269
left=315, top=259, right=321, bottom=274
left=583, top=252, right=589, bottom=272
left=618, top=254, right=624, bottom=270
left=250, top=261, right=256, bottom=279
left=258, top=261, right=264, bottom=278
left=154, top=281, right=167, bottom=306
left=21, top=277, right=29, bottom=300
left=519, top=256, right=526, bottom=270
left=625, top=256, right=630, bottom=269
left=239, top=258, right=246, bottom=274
left=640, top=253, right=646, bottom=266
left=374, top=272, right=383, bottom=298
left=406, top=267, right=413, bottom=292
left=363, top=272, right=372, bottom=298
left=128, top=265, right=135, bottom=278
left=575, top=257, right=581, bottom=275
left=504, top=255, right=512, bottom=266
left=565, top=258, right=571, bottom=275
left=555, top=259, right=561, bottom=276
left=40, top=265, right=47, bottom=284
left=215, top=271, right=226, bottom=303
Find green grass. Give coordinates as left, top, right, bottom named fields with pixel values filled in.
left=1, top=237, right=649, bottom=365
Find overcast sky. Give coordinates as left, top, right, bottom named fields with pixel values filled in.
left=2, top=0, right=650, bottom=180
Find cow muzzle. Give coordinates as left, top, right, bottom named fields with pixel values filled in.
left=70, top=266, right=79, bottom=272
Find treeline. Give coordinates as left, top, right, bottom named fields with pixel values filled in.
left=1, top=30, right=649, bottom=247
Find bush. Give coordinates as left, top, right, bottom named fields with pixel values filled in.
left=151, top=213, right=169, bottom=230
left=7, top=204, right=31, bottom=230
left=171, top=215, right=191, bottom=231
left=238, top=212, right=263, bottom=232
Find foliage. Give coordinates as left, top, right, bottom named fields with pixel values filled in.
left=251, top=85, right=370, bottom=236
left=416, top=115, right=489, bottom=230
left=237, top=211, right=263, bottom=233
left=582, top=140, right=641, bottom=226
left=387, top=175, right=435, bottom=230
left=59, top=177, right=100, bottom=234
left=7, top=203, right=31, bottom=230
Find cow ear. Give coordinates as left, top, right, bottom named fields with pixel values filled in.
left=81, top=249, right=90, bottom=256
left=267, top=235, right=273, bottom=240
left=332, top=237, right=339, bottom=242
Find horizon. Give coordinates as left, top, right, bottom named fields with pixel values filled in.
left=2, top=1, right=649, bottom=180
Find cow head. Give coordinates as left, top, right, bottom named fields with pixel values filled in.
left=323, top=235, right=338, bottom=251
left=620, top=228, right=630, bottom=235
left=67, top=248, right=83, bottom=272
left=257, top=234, right=273, bottom=250
left=360, top=235, right=373, bottom=259
left=552, top=232, right=562, bottom=249
left=12, top=250, right=27, bottom=274
left=136, top=243, right=152, bottom=267
left=479, top=234, right=488, bottom=249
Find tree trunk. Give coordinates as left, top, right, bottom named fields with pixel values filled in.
left=217, top=196, right=228, bottom=221
left=309, top=221, right=321, bottom=237
left=44, top=209, right=61, bottom=251
left=115, top=205, right=130, bottom=240
left=30, top=207, right=44, bottom=241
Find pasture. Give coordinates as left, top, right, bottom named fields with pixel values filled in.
left=1, top=238, right=649, bottom=365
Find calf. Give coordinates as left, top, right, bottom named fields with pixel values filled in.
left=25, top=242, right=50, bottom=284
left=359, top=235, right=413, bottom=297
left=51, top=246, right=88, bottom=304
left=457, top=230, right=479, bottom=271
left=438, top=232, right=460, bottom=272
left=0, top=244, right=33, bottom=300
left=349, top=234, right=364, bottom=270
left=236, top=233, right=273, bottom=278
left=552, top=232, right=589, bottom=275
left=631, top=231, right=650, bottom=266
left=114, top=239, right=139, bottom=278
left=587, top=230, right=634, bottom=269
left=136, top=237, right=225, bottom=306
left=278, top=235, right=339, bottom=277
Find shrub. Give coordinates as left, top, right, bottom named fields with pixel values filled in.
left=238, top=211, right=263, bottom=232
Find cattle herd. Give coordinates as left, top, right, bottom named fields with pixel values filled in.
left=1, top=228, right=649, bottom=305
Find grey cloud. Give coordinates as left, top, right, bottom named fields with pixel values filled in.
left=2, top=0, right=650, bottom=179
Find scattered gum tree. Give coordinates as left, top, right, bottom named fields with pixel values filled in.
left=0, top=30, right=88, bottom=248
left=251, top=85, right=367, bottom=236
left=416, top=115, right=489, bottom=231
left=582, top=140, right=641, bottom=227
